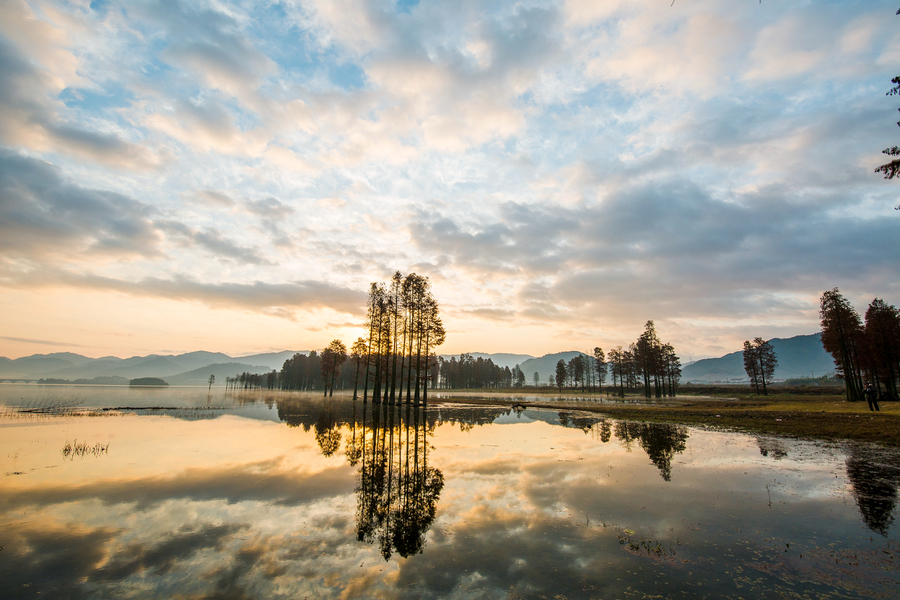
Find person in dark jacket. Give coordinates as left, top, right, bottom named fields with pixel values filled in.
left=864, top=383, right=880, bottom=412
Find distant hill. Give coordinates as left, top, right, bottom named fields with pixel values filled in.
left=0, top=350, right=303, bottom=383
left=166, top=363, right=274, bottom=386
left=681, top=333, right=834, bottom=382
left=0, top=335, right=833, bottom=387
left=520, top=351, right=589, bottom=385
left=169, top=351, right=233, bottom=372
left=235, top=351, right=305, bottom=371
left=33, top=356, right=187, bottom=381
left=0, top=354, right=83, bottom=376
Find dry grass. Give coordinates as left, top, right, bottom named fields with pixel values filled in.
left=61, top=439, right=110, bottom=459
left=435, top=391, right=900, bottom=446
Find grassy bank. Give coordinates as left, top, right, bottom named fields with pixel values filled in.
left=433, top=387, right=900, bottom=447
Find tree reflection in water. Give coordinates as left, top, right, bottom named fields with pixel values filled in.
left=314, top=401, right=342, bottom=456
left=354, top=401, right=444, bottom=559
left=614, top=421, right=689, bottom=482
left=271, top=395, right=899, bottom=549
left=845, top=445, right=900, bottom=536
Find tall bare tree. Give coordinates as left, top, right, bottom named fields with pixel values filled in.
left=743, top=338, right=777, bottom=395
left=820, top=288, right=865, bottom=402
left=555, top=359, right=567, bottom=393
left=593, top=347, right=606, bottom=393
left=321, top=339, right=348, bottom=397
left=351, top=337, right=368, bottom=400
left=863, top=298, right=900, bottom=400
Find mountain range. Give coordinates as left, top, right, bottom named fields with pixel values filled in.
left=0, top=351, right=300, bottom=384
left=679, top=333, right=834, bottom=382
left=0, top=332, right=834, bottom=386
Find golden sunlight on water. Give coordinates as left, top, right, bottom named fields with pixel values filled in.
left=0, top=387, right=897, bottom=599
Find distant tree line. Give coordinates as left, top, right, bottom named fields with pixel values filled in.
left=436, top=354, right=526, bottom=389
left=820, top=289, right=900, bottom=402
left=225, top=370, right=279, bottom=391
left=226, top=307, right=682, bottom=399
left=553, top=320, right=681, bottom=398
left=225, top=272, right=446, bottom=403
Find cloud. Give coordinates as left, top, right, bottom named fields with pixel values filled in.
left=156, top=220, right=272, bottom=265
left=0, top=150, right=162, bottom=260
left=0, top=336, right=89, bottom=348
left=195, top=190, right=237, bottom=207
left=409, top=177, right=900, bottom=325
left=0, top=21, right=162, bottom=170
left=0, top=521, right=116, bottom=600
left=89, top=523, right=247, bottom=582
left=1, top=0, right=898, bottom=358
left=0, top=268, right=368, bottom=318
left=144, top=0, right=276, bottom=96
left=1, top=459, right=355, bottom=511
left=584, top=9, right=746, bottom=97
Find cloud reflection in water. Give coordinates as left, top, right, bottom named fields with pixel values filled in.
left=0, top=395, right=897, bottom=599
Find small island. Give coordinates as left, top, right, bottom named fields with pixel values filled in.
left=129, top=377, right=169, bottom=387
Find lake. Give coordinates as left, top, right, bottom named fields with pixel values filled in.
left=1, top=385, right=898, bottom=599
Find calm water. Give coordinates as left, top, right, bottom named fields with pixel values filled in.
left=1, top=385, right=898, bottom=599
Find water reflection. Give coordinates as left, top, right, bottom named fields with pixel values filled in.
left=315, top=403, right=342, bottom=457
left=274, top=396, right=446, bottom=559
left=355, top=402, right=444, bottom=559
left=846, top=445, right=900, bottom=535
left=614, top=421, right=689, bottom=482
left=2, top=386, right=899, bottom=599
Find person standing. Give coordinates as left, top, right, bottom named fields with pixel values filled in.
left=864, top=383, right=880, bottom=412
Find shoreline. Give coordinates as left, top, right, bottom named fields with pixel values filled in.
left=429, top=392, right=900, bottom=447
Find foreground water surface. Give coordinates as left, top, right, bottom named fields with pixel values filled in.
left=1, top=385, right=898, bottom=599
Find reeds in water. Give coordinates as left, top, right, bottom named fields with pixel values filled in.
left=61, top=439, right=110, bottom=459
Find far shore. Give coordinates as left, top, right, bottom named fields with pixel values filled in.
left=428, top=386, right=900, bottom=447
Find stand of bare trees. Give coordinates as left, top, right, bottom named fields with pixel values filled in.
left=820, top=289, right=900, bottom=402
left=362, top=272, right=446, bottom=405
left=605, top=321, right=681, bottom=398
left=742, top=338, right=778, bottom=395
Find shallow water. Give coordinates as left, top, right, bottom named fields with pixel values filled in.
left=1, top=385, right=898, bottom=599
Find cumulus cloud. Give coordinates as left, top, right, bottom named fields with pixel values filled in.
left=156, top=220, right=272, bottom=265
left=410, top=176, right=900, bottom=325
left=1, top=0, right=898, bottom=357
left=0, top=150, right=162, bottom=259
left=0, top=7, right=162, bottom=170
left=1, top=268, right=368, bottom=318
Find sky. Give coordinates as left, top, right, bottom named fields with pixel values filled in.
left=0, top=0, right=898, bottom=362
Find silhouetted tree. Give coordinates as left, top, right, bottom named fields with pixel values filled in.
left=567, top=356, right=584, bottom=390
left=321, top=339, right=348, bottom=397
left=607, top=346, right=625, bottom=397
left=593, top=347, right=606, bottom=393
left=351, top=337, right=367, bottom=400
left=512, top=364, right=526, bottom=387
left=821, top=288, right=865, bottom=402
left=362, top=273, right=444, bottom=405
left=743, top=338, right=777, bottom=395
left=874, top=9, right=900, bottom=188
left=863, top=298, right=900, bottom=401
left=555, top=359, right=567, bottom=392
left=662, top=343, right=681, bottom=396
